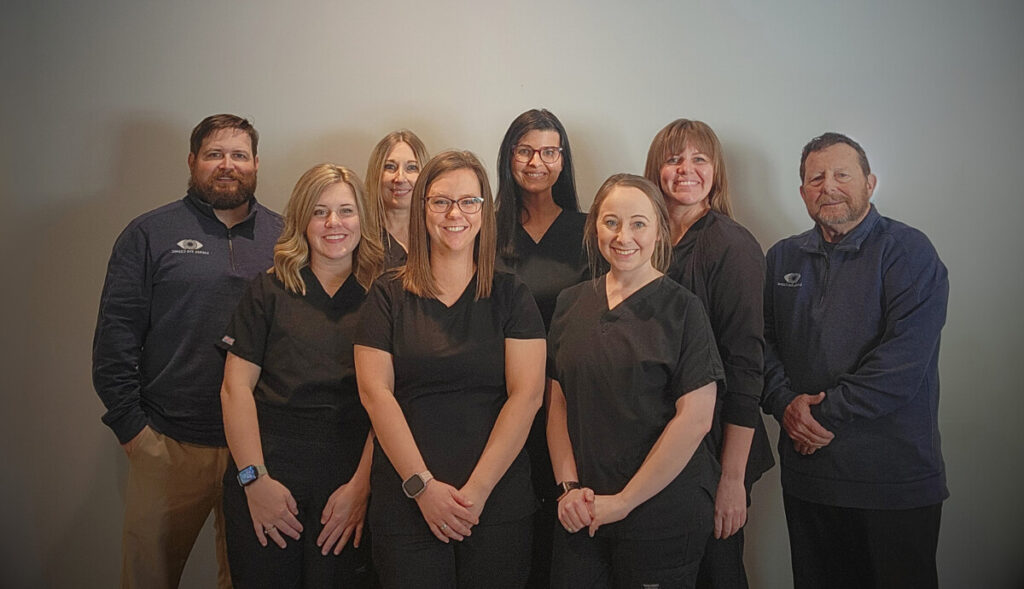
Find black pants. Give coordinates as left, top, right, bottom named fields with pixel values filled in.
left=695, top=528, right=748, bottom=589
left=223, top=427, right=374, bottom=589
left=373, top=515, right=533, bottom=589
left=783, top=494, right=942, bottom=589
left=550, top=510, right=712, bottom=589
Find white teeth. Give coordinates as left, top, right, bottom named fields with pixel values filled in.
left=612, top=248, right=638, bottom=255
left=443, top=226, right=467, bottom=232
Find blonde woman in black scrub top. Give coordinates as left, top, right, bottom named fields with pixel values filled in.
left=219, top=164, right=385, bottom=588
left=365, top=129, right=429, bottom=267
left=355, top=151, right=546, bottom=588
left=547, top=174, right=723, bottom=589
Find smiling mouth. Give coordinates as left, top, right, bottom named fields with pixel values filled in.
left=611, top=247, right=638, bottom=255
left=323, top=234, right=349, bottom=242
left=442, top=226, right=468, bottom=233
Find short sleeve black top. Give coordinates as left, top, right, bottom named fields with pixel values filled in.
left=548, top=275, right=724, bottom=539
left=499, top=210, right=589, bottom=329
left=218, top=267, right=370, bottom=443
left=355, top=270, right=545, bottom=532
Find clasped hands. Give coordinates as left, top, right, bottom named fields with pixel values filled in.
left=414, top=479, right=484, bottom=543
left=783, top=392, right=835, bottom=455
left=557, top=488, right=630, bottom=537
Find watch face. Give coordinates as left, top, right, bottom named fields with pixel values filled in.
left=237, top=466, right=258, bottom=487
left=402, top=474, right=425, bottom=498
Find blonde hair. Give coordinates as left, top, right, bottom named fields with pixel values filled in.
left=365, top=130, right=429, bottom=245
left=644, top=118, right=733, bottom=218
left=273, top=163, right=385, bottom=294
left=584, top=174, right=672, bottom=277
left=399, top=150, right=496, bottom=300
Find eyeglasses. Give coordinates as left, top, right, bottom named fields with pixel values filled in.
left=512, top=145, right=563, bottom=164
left=425, top=196, right=485, bottom=214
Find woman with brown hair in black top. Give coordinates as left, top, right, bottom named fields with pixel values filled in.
left=355, top=150, right=546, bottom=588
left=548, top=174, right=723, bottom=588
left=645, top=119, right=774, bottom=589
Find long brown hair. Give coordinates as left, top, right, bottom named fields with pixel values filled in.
left=399, top=150, right=496, bottom=300
left=365, top=130, right=429, bottom=243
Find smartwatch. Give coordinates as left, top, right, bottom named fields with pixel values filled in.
left=556, top=481, right=581, bottom=501
left=402, top=470, right=434, bottom=499
left=237, top=464, right=268, bottom=487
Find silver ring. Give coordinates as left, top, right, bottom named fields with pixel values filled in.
left=265, top=525, right=275, bottom=533
left=440, top=523, right=448, bottom=531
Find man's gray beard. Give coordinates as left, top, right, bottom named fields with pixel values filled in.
left=189, top=176, right=257, bottom=210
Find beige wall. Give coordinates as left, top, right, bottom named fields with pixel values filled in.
left=3, top=0, right=1022, bottom=586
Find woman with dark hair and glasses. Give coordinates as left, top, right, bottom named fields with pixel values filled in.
left=644, top=119, right=774, bottom=589
left=495, top=108, right=589, bottom=587
left=355, top=150, right=546, bottom=588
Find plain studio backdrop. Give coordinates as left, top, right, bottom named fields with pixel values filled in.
left=2, top=1, right=1022, bottom=586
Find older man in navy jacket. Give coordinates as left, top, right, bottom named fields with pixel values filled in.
left=762, top=132, right=948, bottom=589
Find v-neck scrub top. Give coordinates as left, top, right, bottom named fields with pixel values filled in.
left=219, top=267, right=370, bottom=442
left=500, top=210, right=589, bottom=329
left=548, top=275, right=725, bottom=539
left=355, top=270, right=546, bottom=533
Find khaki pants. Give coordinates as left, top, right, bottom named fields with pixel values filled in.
left=121, top=427, right=232, bottom=589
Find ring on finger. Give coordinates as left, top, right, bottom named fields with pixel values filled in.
left=440, top=523, right=448, bottom=531
left=265, top=525, right=276, bottom=533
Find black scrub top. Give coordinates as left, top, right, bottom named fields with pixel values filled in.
left=218, top=266, right=370, bottom=445
left=499, top=210, right=589, bottom=329
left=355, top=270, right=545, bottom=532
left=548, top=275, right=724, bottom=539
left=383, top=232, right=408, bottom=269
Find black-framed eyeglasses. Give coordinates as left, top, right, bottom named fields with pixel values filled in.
left=512, top=145, right=563, bottom=164
left=425, top=196, right=485, bottom=214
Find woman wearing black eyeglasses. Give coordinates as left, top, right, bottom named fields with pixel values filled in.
left=355, top=150, right=546, bottom=588
left=495, top=108, right=589, bottom=587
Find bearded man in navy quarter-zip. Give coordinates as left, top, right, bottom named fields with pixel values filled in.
left=762, top=132, right=948, bottom=589
left=93, top=114, right=283, bottom=589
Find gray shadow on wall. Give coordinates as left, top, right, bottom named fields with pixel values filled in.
left=20, top=114, right=225, bottom=588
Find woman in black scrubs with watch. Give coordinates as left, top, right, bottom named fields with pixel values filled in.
left=365, top=129, right=430, bottom=268
left=355, top=150, right=547, bottom=588
left=219, top=164, right=385, bottom=587
left=645, top=119, right=774, bottom=589
left=495, top=108, right=589, bottom=587
left=547, top=174, right=723, bottom=588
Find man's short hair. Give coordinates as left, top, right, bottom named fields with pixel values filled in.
left=189, top=114, right=259, bottom=156
left=800, top=132, right=870, bottom=181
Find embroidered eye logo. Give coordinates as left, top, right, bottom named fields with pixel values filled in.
left=177, top=239, right=203, bottom=250
left=784, top=273, right=801, bottom=284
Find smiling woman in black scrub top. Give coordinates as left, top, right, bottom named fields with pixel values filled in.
left=354, top=150, right=547, bottom=589
left=365, top=129, right=430, bottom=267
left=219, top=164, right=386, bottom=588
left=645, top=119, right=774, bottom=589
left=547, top=174, right=724, bottom=589
left=495, top=108, right=589, bottom=588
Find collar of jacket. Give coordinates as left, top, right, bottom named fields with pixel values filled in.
left=798, top=204, right=881, bottom=254
left=184, top=189, right=261, bottom=232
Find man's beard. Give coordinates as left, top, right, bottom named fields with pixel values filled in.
left=189, top=172, right=257, bottom=210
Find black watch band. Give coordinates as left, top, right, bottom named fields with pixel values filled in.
left=556, top=481, right=581, bottom=501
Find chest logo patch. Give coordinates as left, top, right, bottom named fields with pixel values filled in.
left=171, top=238, right=211, bottom=255
left=777, top=272, right=802, bottom=287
